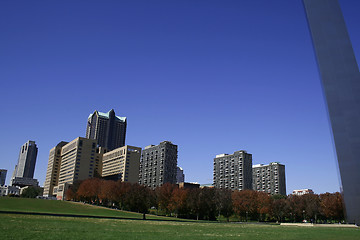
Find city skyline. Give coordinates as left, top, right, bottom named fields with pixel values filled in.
left=1, top=1, right=360, bottom=194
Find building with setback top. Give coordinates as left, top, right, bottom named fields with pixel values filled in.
left=139, top=141, right=177, bottom=188
left=86, top=109, right=127, bottom=151
left=213, top=150, right=252, bottom=191
left=11, top=140, right=39, bottom=187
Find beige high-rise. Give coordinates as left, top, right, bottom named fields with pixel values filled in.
left=43, top=141, right=68, bottom=197
left=102, top=145, right=141, bottom=183
left=45, top=137, right=105, bottom=199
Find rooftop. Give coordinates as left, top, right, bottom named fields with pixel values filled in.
left=88, top=109, right=126, bottom=122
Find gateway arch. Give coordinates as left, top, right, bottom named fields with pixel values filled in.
left=303, top=0, right=360, bottom=224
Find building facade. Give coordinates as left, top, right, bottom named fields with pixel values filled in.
left=252, top=162, right=286, bottom=195
left=11, top=140, right=39, bottom=187
left=52, top=137, right=104, bottom=199
left=213, top=150, right=252, bottom=191
left=176, top=166, right=184, bottom=183
left=43, top=141, right=68, bottom=197
left=102, top=145, right=141, bottom=183
left=292, top=189, right=314, bottom=196
left=86, top=109, right=127, bottom=151
left=0, top=169, right=7, bottom=186
left=139, top=141, right=178, bottom=188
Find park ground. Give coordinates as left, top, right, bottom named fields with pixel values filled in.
left=0, top=197, right=359, bottom=240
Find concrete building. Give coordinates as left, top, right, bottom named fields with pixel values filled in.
left=11, top=140, right=39, bottom=187
left=292, top=189, right=314, bottom=196
left=0, top=169, right=7, bottom=186
left=176, top=166, right=184, bottom=184
left=52, top=137, right=104, bottom=199
left=102, top=145, right=141, bottom=183
left=213, top=150, right=252, bottom=191
left=0, top=185, right=20, bottom=196
left=139, top=141, right=178, bottom=188
left=304, top=0, right=360, bottom=224
left=43, top=141, right=68, bottom=197
left=252, top=162, right=286, bottom=195
left=86, top=109, right=127, bottom=151
left=178, top=182, right=199, bottom=189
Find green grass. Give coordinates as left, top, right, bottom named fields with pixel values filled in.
left=0, top=197, right=186, bottom=221
left=0, top=197, right=359, bottom=240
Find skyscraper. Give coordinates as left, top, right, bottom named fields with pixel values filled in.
left=86, top=109, right=127, bottom=151
left=11, top=140, right=39, bottom=187
left=213, top=150, right=252, bottom=191
left=139, top=141, right=178, bottom=188
left=252, top=162, right=286, bottom=195
left=0, top=169, right=7, bottom=186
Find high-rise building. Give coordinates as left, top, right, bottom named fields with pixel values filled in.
left=11, top=140, right=39, bottom=187
left=176, top=166, right=184, bottom=183
left=43, top=141, right=68, bottom=197
left=52, top=137, right=105, bottom=199
left=252, top=162, right=286, bottom=195
left=0, top=169, right=7, bottom=186
left=213, top=150, right=252, bottom=191
left=86, top=109, right=127, bottom=151
left=102, top=145, right=141, bottom=183
left=139, top=141, right=178, bottom=188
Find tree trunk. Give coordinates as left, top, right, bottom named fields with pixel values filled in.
left=143, top=213, right=146, bottom=220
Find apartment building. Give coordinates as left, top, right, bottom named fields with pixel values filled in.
left=252, top=162, right=286, bottom=195
left=139, top=141, right=177, bottom=188
left=213, top=150, right=252, bottom=191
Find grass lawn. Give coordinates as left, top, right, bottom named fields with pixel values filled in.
left=1, top=197, right=359, bottom=240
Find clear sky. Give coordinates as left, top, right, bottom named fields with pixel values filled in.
left=1, top=0, right=359, bottom=194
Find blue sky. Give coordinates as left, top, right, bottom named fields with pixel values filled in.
left=1, top=0, right=359, bottom=194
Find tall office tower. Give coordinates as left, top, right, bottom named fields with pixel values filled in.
left=252, top=162, right=286, bottom=195
left=139, top=141, right=178, bottom=188
left=11, top=140, right=39, bottom=187
left=176, top=166, right=184, bottom=183
left=213, top=150, right=252, bottom=191
left=43, top=141, right=68, bottom=197
left=53, top=137, right=104, bottom=200
left=0, top=169, right=7, bottom=186
left=303, top=0, right=360, bottom=225
left=86, top=109, right=127, bottom=151
left=102, top=145, right=141, bottom=183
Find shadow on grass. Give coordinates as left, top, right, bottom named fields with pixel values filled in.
left=0, top=210, right=199, bottom=223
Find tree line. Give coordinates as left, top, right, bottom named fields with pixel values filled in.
left=66, top=178, right=344, bottom=222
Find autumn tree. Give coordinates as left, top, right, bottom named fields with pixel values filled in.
left=77, top=178, right=102, bottom=203
left=155, top=183, right=177, bottom=215
left=215, top=188, right=233, bottom=222
left=169, top=188, right=188, bottom=217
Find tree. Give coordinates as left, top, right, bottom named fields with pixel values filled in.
left=320, top=192, right=344, bottom=222
left=215, top=188, right=233, bottom=222
left=77, top=178, right=102, bottom=203
left=155, top=183, right=177, bottom=215
left=169, top=188, right=188, bottom=218
left=21, top=186, right=41, bottom=198
left=270, top=195, right=288, bottom=222
left=232, top=190, right=257, bottom=221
